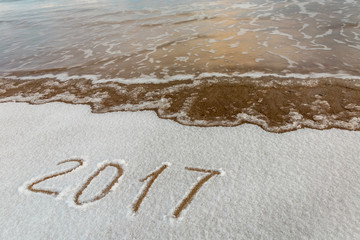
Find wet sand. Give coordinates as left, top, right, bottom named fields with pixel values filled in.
left=1, top=75, right=360, bottom=133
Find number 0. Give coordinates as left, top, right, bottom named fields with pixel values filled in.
left=74, top=162, right=123, bottom=206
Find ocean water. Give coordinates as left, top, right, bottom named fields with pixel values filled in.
left=1, top=0, right=360, bottom=132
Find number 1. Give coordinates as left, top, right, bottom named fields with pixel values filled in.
left=132, top=164, right=168, bottom=213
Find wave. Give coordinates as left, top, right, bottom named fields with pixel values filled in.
left=5, top=71, right=360, bottom=84
left=1, top=73, right=360, bottom=133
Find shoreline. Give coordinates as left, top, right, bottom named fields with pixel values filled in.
left=1, top=75, right=360, bottom=133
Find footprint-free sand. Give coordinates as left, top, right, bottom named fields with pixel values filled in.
left=1, top=102, right=359, bottom=239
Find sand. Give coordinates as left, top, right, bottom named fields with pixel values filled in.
left=1, top=102, right=360, bottom=239
left=1, top=76, right=360, bottom=133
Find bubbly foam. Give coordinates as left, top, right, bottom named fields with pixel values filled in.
left=1, top=74, right=360, bottom=133
left=1, top=0, right=360, bottom=132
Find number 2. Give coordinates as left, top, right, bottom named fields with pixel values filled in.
left=27, top=159, right=84, bottom=196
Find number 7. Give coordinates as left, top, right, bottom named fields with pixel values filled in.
left=173, top=167, right=221, bottom=218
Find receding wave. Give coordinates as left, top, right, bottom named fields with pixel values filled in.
left=1, top=0, right=360, bottom=132
left=2, top=73, right=360, bottom=133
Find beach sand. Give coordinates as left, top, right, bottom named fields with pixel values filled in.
left=1, top=102, right=359, bottom=239
left=1, top=76, right=360, bottom=133
left=1, top=0, right=360, bottom=238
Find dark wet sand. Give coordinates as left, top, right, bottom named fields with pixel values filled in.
left=1, top=76, right=360, bottom=133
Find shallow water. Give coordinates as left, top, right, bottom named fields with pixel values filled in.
left=1, top=0, right=360, bottom=132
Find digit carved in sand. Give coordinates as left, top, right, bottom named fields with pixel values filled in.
left=132, top=164, right=168, bottom=213
left=173, top=167, right=221, bottom=218
left=74, top=162, right=123, bottom=206
left=27, top=159, right=84, bottom=196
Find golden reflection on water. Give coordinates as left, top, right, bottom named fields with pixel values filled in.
left=2, top=0, right=360, bottom=78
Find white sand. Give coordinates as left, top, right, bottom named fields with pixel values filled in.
left=0, top=102, right=360, bottom=239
